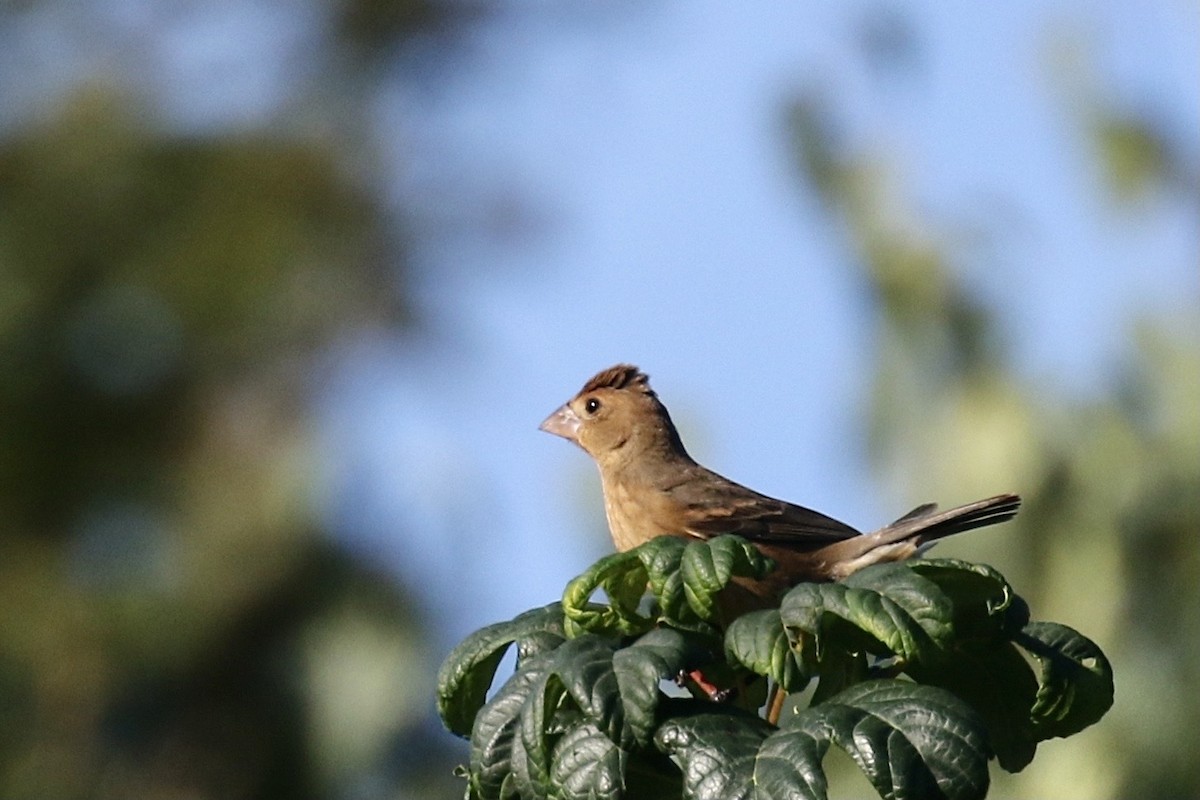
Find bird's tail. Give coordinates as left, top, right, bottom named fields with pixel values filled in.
left=817, top=493, right=1021, bottom=579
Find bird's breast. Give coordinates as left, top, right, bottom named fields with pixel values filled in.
left=601, top=477, right=686, bottom=552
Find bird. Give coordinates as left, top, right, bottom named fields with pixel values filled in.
left=540, top=363, right=1020, bottom=611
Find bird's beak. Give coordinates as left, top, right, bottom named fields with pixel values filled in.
left=539, top=403, right=581, bottom=442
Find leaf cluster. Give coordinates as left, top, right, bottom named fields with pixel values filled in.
left=437, top=536, right=1112, bottom=799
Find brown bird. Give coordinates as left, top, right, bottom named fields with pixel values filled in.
left=540, top=364, right=1020, bottom=609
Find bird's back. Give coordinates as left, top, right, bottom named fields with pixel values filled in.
left=602, top=459, right=861, bottom=551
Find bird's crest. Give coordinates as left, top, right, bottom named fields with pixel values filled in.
left=580, top=364, right=651, bottom=395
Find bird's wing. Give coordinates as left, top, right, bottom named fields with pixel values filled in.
left=664, top=469, right=861, bottom=544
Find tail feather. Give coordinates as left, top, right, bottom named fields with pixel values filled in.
left=891, top=502, right=939, bottom=524
left=891, top=493, right=1022, bottom=544
left=816, top=493, right=1021, bottom=578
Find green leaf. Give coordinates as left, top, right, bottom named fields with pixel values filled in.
left=750, top=720, right=830, bottom=800
left=909, top=642, right=1039, bottom=773
left=469, top=650, right=555, bottom=800
left=463, top=627, right=717, bottom=799
left=437, top=603, right=567, bottom=737
left=780, top=572, right=947, bottom=665
left=775, top=561, right=1045, bottom=771
left=550, top=721, right=627, bottom=800
left=654, top=705, right=774, bottom=799
left=563, top=535, right=774, bottom=638
left=808, top=644, right=870, bottom=705
left=783, top=680, right=991, bottom=800
left=641, top=536, right=696, bottom=622
left=906, top=559, right=1028, bottom=639
left=656, top=681, right=990, bottom=800
left=467, top=636, right=624, bottom=800
left=614, top=627, right=718, bottom=745
left=562, top=550, right=657, bottom=638
left=520, top=636, right=625, bottom=797
left=1017, top=621, right=1115, bottom=739
left=723, top=609, right=810, bottom=692
left=680, top=536, right=776, bottom=620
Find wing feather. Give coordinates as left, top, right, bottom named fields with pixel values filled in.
left=669, top=469, right=860, bottom=544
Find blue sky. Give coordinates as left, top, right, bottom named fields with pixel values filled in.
left=5, top=1, right=1192, bottom=648
left=317, top=1, right=1198, bottom=645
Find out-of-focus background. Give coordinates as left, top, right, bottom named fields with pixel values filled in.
left=0, top=2, right=1195, bottom=799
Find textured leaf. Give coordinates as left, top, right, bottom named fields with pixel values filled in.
left=1017, top=621, right=1114, bottom=739
left=780, top=574, right=946, bottom=665
left=723, top=609, right=809, bottom=692
left=463, top=626, right=717, bottom=799
left=641, top=536, right=695, bottom=622
left=657, top=681, right=989, bottom=800
left=614, top=627, right=717, bottom=745
left=467, top=636, right=624, bottom=800
left=470, top=652, right=555, bottom=800
left=909, top=642, right=1038, bottom=773
left=654, top=707, right=773, bottom=800
left=680, top=536, right=775, bottom=620
left=906, top=559, right=1028, bottom=639
left=550, top=721, right=626, bottom=800
left=563, top=535, right=773, bottom=638
left=562, top=550, right=657, bottom=638
left=796, top=680, right=991, bottom=800
left=520, top=636, right=625, bottom=797
left=775, top=561, right=1046, bottom=771
left=846, top=562, right=972, bottom=651
left=438, top=603, right=567, bottom=736
left=749, top=720, right=830, bottom=800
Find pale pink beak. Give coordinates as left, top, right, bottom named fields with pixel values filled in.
left=539, top=404, right=581, bottom=442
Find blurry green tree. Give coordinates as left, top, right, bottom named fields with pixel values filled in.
left=787, top=54, right=1198, bottom=798
left=0, top=2, right=462, bottom=798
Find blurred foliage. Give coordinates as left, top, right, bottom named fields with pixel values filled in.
left=0, top=90, right=403, bottom=537
left=787, top=65, right=1199, bottom=799
left=1040, top=24, right=1199, bottom=206
left=333, top=0, right=466, bottom=57
left=0, top=2, right=462, bottom=794
left=1089, top=113, right=1176, bottom=203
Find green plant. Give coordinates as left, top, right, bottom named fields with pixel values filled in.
left=437, top=535, right=1112, bottom=799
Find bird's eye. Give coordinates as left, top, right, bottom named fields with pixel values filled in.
left=584, top=397, right=601, bottom=415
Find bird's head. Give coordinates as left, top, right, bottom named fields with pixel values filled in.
left=540, top=364, right=689, bottom=468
